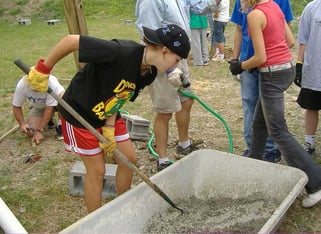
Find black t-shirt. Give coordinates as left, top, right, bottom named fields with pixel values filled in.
left=58, top=35, right=157, bottom=128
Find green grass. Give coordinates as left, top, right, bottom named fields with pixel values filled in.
left=0, top=21, right=68, bottom=89
left=0, top=15, right=139, bottom=90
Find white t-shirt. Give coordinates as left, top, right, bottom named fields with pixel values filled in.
left=214, top=0, right=230, bottom=23
left=12, top=75, right=65, bottom=109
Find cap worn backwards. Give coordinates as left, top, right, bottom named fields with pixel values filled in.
left=143, top=24, right=190, bottom=59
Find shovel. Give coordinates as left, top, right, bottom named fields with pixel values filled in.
left=14, top=58, right=184, bottom=214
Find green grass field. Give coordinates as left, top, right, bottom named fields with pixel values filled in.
left=0, top=16, right=139, bottom=90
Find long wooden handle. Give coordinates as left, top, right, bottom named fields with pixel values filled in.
left=0, top=125, right=19, bottom=142
left=13, top=58, right=183, bottom=214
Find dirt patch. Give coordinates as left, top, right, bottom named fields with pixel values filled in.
left=0, top=0, right=42, bottom=18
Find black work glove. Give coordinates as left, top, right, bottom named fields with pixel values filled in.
left=294, top=62, right=302, bottom=87
left=228, top=59, right=244, bottom=75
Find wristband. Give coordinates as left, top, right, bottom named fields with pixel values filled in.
left=36, top=59, right=52, bottom=74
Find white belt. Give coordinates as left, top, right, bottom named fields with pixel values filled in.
left=259, top=61, right=294, bottom=73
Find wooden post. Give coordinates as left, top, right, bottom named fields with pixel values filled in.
left=63, top=0, right=88, bottom=70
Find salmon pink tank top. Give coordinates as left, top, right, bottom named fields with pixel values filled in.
left=253, top=0, right=292, bottom=67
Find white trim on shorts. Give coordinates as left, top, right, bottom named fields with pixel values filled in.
left=115, top=133, right=130, bottom=142
left=64, top=120, right=102, bottom=156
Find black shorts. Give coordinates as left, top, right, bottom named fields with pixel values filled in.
left=297, top=88, right=321, bottom=110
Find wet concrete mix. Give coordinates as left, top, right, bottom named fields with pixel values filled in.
left=144, top=193, right=278, bottom=233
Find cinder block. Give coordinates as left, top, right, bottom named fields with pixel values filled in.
left=46, top=19, right=61, bottom=25
left=124, top=19, right=133, bottom=25
left=69, top=161, right=117, bottom=198
left=122, top=114, right=150, bottom=140
left=18, top=18, right=31, bottom=25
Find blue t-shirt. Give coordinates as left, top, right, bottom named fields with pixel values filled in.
left=230, top=0, right=294, bottom=61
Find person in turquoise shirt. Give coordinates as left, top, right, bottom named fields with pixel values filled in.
left=190, top=14, right=209, bottom=66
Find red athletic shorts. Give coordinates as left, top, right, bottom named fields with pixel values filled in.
left=61, top=117, right=129, bottom=156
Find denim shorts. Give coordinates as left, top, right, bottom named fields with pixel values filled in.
left=213, top=21, right=227, bottom=43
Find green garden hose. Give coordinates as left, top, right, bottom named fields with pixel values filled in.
left=146, top=88, right=234, bottom=161
left=178, top=88, right=234, bottom=153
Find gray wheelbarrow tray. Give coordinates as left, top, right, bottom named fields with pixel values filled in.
left=60, top=149, right=308, bottom=233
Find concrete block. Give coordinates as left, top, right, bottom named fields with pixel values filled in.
left=69, top=161, right=117, bottom=198
left=18, top=18, right=31, bottom=25
left=122, top=114, right=150, bottom=140
left=46, top=19, right=61, bottom=25
left=124, top=19, right=133, bottom=25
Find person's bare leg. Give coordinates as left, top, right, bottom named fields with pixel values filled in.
left=114, top=140, right=136, bottom=195
left=81, top=153, right=105, bottom=213
left=303, top=109, right=319, bottom=153
left=175, top=99, right=193, bottom=142
left=211, top=45, right=218, bottom=59
left=154, top=113, right=172, bottom=158
left=216, top=42, right=225, bottom=57
left=305, top=109, right=318, bottom=135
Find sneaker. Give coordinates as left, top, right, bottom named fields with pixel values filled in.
left=47, top=119, right=55, bottom=129
left=263, top=149, right=281, bottom=163
left=56, top=135, right=64, bottom=141
left=241, top=149, right=250, bottom=156
left=212, top=53, right=224, bottom=62
left=157, top=161, right=172, bottom=172
left=303, top=142, right=315, bottom=154
left=55, top=125, right=64, bottom=141
left=176, top=144, right=199, bottom=156
left=211, top=48, right=219, bottom=60
left=302, top=189, right=321, bottom=208
left=203, top=61, right=209, bottom=66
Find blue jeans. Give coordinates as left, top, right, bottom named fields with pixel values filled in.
left=240, top=69, right=276, bottom=153
left=248, top=67, right=321, bottom=193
